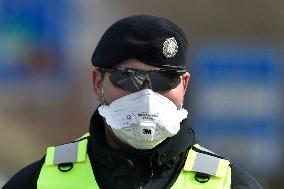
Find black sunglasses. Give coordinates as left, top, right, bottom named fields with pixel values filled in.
left=97, top=67, right=186, bottom=92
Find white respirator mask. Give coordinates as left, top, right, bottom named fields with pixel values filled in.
left=98, top=89, right=188, bottom=150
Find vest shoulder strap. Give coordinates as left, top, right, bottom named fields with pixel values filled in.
left=38, top=133, right=99, bottom=189
left=183, top=144, right=230, bottom=178
left=45, top=133, right=90, bottom=165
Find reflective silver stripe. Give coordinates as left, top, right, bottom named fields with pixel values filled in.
left=54, top=141, right=79, bottom=164
left=192, top=152, right=220, bottom=176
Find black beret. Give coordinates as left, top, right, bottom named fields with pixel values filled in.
left=91, top=14, right=188, bottom=69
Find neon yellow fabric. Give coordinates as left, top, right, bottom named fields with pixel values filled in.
left=77, top=138, right=88, bottom=162
left=172, top=144, right=231, bottom=189
left=37, top=135, right=231, bottom=189
left=45, top=147, right=55, bottom=166
left=172, top=167, right=231, bottom=189
left=183, top=145, right=197, bottom=171
left=37, top=136, right=99, bottom=189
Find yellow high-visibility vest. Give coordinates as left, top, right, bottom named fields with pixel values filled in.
left=38, top=133, right=231, bottom=189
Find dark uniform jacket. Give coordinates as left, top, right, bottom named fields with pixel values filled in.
left=3, top=110, right=263, bottom=189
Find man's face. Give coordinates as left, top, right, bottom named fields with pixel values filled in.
left=92, top=59, right=190, bottom=107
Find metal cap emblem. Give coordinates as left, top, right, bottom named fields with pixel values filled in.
left=162, top=37, right=178, bottom=58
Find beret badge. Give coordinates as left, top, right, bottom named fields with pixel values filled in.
left=162, top=37, right=178, bottom=58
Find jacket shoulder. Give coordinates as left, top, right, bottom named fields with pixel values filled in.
left=188, top=145, right=263, bottom=189
left=2, top=158, right=44, bottom=189
left=3, top=134, right=90, bottom=189
left=231, top=163, right=264, bottom=189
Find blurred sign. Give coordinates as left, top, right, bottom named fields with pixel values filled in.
left=0, top=0, right=68, bottom=82
left=192, top=44, right=283, bottom=177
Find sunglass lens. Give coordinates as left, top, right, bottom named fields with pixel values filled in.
left=149, top=72, right=181, bottom=91
left=109, top=69, right=182, bottom=92
left=109, top=71, right=141, bottom=92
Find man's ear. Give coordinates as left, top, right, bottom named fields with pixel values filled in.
left=181, top=72, right=190, bottom=95
left=92, top=68, right=103, bottom=100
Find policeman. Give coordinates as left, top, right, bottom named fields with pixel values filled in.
left=3, top=14, right=263, bottom=189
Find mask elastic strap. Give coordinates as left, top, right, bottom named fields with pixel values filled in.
left=100, top=82, right=106, bottom=105
left=178, top=103, right=183, bottom=110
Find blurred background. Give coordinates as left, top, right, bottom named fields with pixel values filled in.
left=0, top=0, right=283, bottom=188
